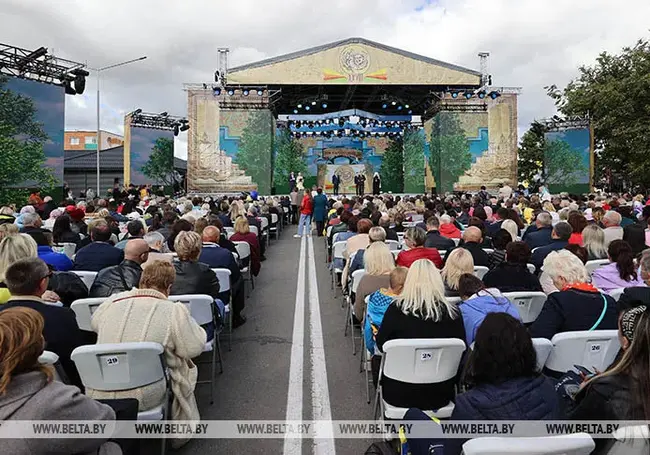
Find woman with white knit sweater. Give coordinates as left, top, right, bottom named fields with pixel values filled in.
left=89, top=260, right=206, bottom=448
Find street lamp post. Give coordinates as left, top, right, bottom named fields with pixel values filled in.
left=94, top=56, right=147, bottom=195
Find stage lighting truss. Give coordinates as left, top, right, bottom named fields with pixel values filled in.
left=0, top=43, right=88, bottom=94
left=284, top=112, right=417, bottom=140
left=294, top=94, right=329, bottom=111
left=379, top=94, right=411, bottom=112
left=183, top=83, right=282, bottom=110
left=129, top=110, right=190, bottom=136
left=539, top=115, right=590, bottom=132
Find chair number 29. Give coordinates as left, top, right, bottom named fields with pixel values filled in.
left=105, top=356, right=119, bottom=366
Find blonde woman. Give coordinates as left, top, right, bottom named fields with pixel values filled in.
left=501, top=219, right=520, bottom=242
left=0, top=234, right=38, bottom=304
left=354, top=242, right=395, bottom=320
left=230, top=217, right=261, bottom=276
left=582, top=224, right=608, bottom=260
left=441, top=248, right=474, bottom=297
left=0, top=223, right=18, bottom=242
left=375, top=259, right=465, bottom=410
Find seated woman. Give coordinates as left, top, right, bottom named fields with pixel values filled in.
left=458, top=273, right=520, bottom=346
left=568, top=305, right=650, bottom=454
left=487, top=229, right=512, bottom=269
left=230, top=216, right=261, bottom=277
left=441, top=248, right=474, bottom=297
left=353, top=242, right=395, bottom=321
left=582, top=224, right=609, bottom=261
left=0, top=307, right=119, bottom=455
left=592, top=240, right=645, bottom=293
left=529, top=250, right=618, bottom=340
left=90, top=261, right=206, bottom=447
left=52, top=214, right=81, bottom=246
left=376, top=259, right=465, bottom=411
left=483, top=241, right=542, bottom=293
left=405, top=313, right=560, bottom=455
left=568, top=211, right=588, bottom=245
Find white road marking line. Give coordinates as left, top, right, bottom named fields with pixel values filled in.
left=307, top=236, right=336, bottom=455
left=283, top=236, right=306, bottom=455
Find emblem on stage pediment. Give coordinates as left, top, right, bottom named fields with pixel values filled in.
left=323, top=45, right=387, bottom=82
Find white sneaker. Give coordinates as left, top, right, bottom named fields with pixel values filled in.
left=293, top=234, right=301, bottom=238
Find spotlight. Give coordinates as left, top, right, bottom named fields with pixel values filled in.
left=322, top=103, right=328, bottom=109
left=489, top=91, right=501, bottom=99
left=405, top=104, right=410, bottom=109
left=464, top=92, right=473, bottom=99
left=391, top=101, right=397, bottom=106
left=133, top=109, right=142, bottom=115
left=295, top=133, right=301, bottom=139
left=311, top=101, right=317, bottom=106
left=408, top=110, right=413, bottom=114
left=71, top=68, right=89, bottom=95
left=477, top=91, right=486, bottom=99
left=180, top=124, right=190, bottom=132
left=397, top=106, right=403, bottom=111
left=305, top=106, right=310, bottom=111
left=227, top=89, right=235, bottom=96
left=338, top=118, right=345, bottom=127
left=451, top=92, right=459, bottom=99
left=63, top=80, right=76, bottom=95
left=293, top=109, right=298, bottom=114
left=257, top=89, right=264, bottom=96
left=159, top=112, right=168, bottom=117
left=297, top=104, right=303, bottom=108
left=382, top=104, right=388, bottom=109
left=242, top=89, right=249, bottom=96
left=214, top=87, right=221, bottom=96
left=173, top=124, right=180, bottom=136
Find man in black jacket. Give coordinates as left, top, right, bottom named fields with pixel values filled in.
left=445, top=226, right=490, bottom=267
left=530, top=222, right=572, bottom=272
left=1, top=258, right=90, bottom=388
left=74, top=224, right=124, bottom=272
left=379, top=215, right=399, bottom=242
left=525, top=212, right=554, bottom=249
left=424, top=216, right=455, bottom=251
left=89, top=239, right=149, bottom=297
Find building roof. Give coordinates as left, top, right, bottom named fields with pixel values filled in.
left=64, top=147, right=187, bottom=171
left=229, top=37, right=481, bottom=77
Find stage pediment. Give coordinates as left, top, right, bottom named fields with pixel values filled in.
left=227, top=37, right=481, bottom=86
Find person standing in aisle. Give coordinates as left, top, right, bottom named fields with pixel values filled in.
left=295, top=191, right=313, bottom=238
left=312, top=188, right=328, bottom=237
left=290, top=187, right=300, bottom=225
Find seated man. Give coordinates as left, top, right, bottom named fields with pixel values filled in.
left=89, top=239, right=149, bottom=297
left=378, top=215, right=399, bottom=241
left=445, top=226, right=490, bottom=267
left=424, top=216, right=455, bottom=251
left=74, top=224, right=124, bottom=271
left=524, top=212, right=554, bottom=250
left=20, top=212, right=50, bottom=235
left=115, top=219, right=145, bottom=249
left=531, top=221, right=572, bottom=273
left=0, top=257, right=89, bottom=388
left=141, top=231, right=174, bottom=269
left=396, top=227, right=443, bottom=268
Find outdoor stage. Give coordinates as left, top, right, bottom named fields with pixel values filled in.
left=182, top=38, right=520, bottom=195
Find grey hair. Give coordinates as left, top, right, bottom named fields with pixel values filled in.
left=536, top=212, right=552, bottom=227
left=22, top=212, right=40, bottom=226
left=368, top=226, right=386, bottom=242
left=144, top=231, right=165, bottom=248
left=543, top=250, right=588, bottom=284
left=4, top=257, right=49, bottom=295
left=603, top=210, right=622, bottom=227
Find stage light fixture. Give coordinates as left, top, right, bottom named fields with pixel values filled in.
left=63, top=80, right=76, bottom=95
left=464, top=92, right=473, bottom=99
left=489, top=91, right=501, bottom=99
left=408, top=110, right=413, bottom=114
left=297, top=104, right=303, bottom=108
left=477, top=91, right=486, bottom=99
left=397, top=106, right=403, bottom=111
left=71, top=68, right=89, bottom=95
left=451, top=92, right=459, bottom=99
left=214, top=87, right=221, bottom=96
left=257, top=89, right=264, bottom=96
left=405, top=104, right=410, bottom=109
left=311, top=101, right=317, bottom=106
left=295, top=133, right=301, bottom=138
left=382, top=104, right=388, bottom=109
left=180, top=124, right=190, bottom=132
left=391, top=101, right=397, bottom=106
left=242, top=89, right=249, bottom=96
left=160, top=112, right=168, bottom=117
left=322, top=103, right=328, bottom=109
left=293, top=109, right=298, bottom=114
left=133, top=109, right=142, bottom=115
left=173, top=123, right=180, bottom=136
left=305, top=106, right=310, bottom=111
left=227, top=89, right=235, bottom=96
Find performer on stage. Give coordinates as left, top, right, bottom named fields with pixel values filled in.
left=372, top=172, right=381, bottom=195
left=296, top=172, right=304, bottom=191
left=332, top=173, right=340, bottom=196
left=355, top=173, right=366, bottom=196
left=289, top=172, right=296, bottom=192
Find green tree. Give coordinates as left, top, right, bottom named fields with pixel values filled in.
left=546, top=38, right=650, bottom=189
left=379, top=138, right=404, bottom=193
left=517, top=121, right=546, bottom=185
left=273, top=127, right=305, bottom=193
left=0, top=76, right=56, bottom=205
left=544, top=139, right=589, bottom=187
left=235, top=110, right=273, bottom=194
left=142, top=137, right=175, bottom=185
left=403, top=129, right=426, bottom=193
left=429, top=113, right=471, bottom=193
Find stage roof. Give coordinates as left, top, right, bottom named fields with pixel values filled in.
left=226, top=37, right=483, bottom=116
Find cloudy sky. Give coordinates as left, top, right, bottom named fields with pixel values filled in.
left=2, top=0, right=649, bottom=159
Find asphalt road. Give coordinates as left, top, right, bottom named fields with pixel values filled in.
left=176, top=225, right=373, bottom=455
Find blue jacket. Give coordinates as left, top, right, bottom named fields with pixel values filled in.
left=312, top=194, right=328, bottom=222
left=73, top=242, right=124, bottom=272
left=37, top=246, right=73, bottom=272
left=524, top=227, right=553, bottom=250
left=459, top=291, right=521, bottom=346
left=364, top=289, right=395, bottom=355
left=531, top=239, right=568, bottom=272
left=199, top=243, right=242, bottom=283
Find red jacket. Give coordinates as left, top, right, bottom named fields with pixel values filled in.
left=439, top=223, right=461, bottom=239
left=396, top=247, right=443, bottom=269
left=300, top=195, right=313, bottom=215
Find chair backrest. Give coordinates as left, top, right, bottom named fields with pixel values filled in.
left=271, top=213, right=278, bottom=225
left=473, top=266, right=489, bottom=279
left=249, top=225, right=259, bottom=237
left=386, top=240, right=401, bottom=251
left=38, top=350, right=60, bottom=365
left=532, top=338, right=554, bottom=371
left=438, top=250, right=447, bottom=258
left=53, top=242, right=76, bottom=259
left=168, top=294, right=214, bottom=325
left=233, top=241, right=251, bottom=260
left=72, top=271, right=98, bottom=290
left=462, top=433, right=595, bottom=455
left=585, top=259, right=610, bottom=275
left=527, top=263, right=536, bottom=274
left=351, top=270, right=366, bottom=294
left=503, top=291, right=548, bottom=324
left=326, top=226, right=333, bottom=239
left=381, top=338, right=466, bottom=384
left=332, top=241, right=347, bottom=260
left=452, top=238, right=461, bottom=246
left=446, top=296, right=461, bottom=305
left=482, top=248, right=494, bottom=255
left=608, top=288, right=625, bottom=301
left=224, top=227, right=235, bottom=234
left=71, top=297, right=107, bottom=331
left=71, top=342, right=165, bottom=391
left=211, top=268, right=231, bottom=293
left=545, top=330, right=620, bottom=374
left=391, top=250, right=399, bottom=259
left=260, top=218, right=269, bottom=230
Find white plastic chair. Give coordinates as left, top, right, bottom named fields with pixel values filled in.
left=269, top=213, right=279, bottom=241
left=482, top=248, right=494, bottom=255
left=331, top=241, right=347, bottom=295
left=345, top=269, right=366, bottom=355
left=545, top=330, right=620, bottom=374
left=211, top=268, right=233, bottom=350
left=374, top=338, right=466, bottom=420
left=71, top=342, right=170, bottom=422
left=168, top=294, right=222, bottom=404
left=249, top=225, right=259, bottom=237
left=608, top=288, right=625, bottom=301
left=71, top=297, right=106, bottom=331
left=71, top=271, right=98, bottom=291
left=53, top=242, right=77, bottom=259
left=473, top=266, right=489, bottom=279
left=586, top=259, right=610, bottom=276
left=532, top=338, right=554, bottom=371
left=224, top=226, right=234, bottom=235
left=233, top=241, right=254, bottom=295
left=386, top=240, right=401, bottom=251
left=452, top=238, right=461, bottom=246
left=39, top=350, right=66, bottom=382
left=260, top=218, right=269, bottom=248
left=503, top=291, right=548, bottom=324
left=527, top=263, right=536, bottom=274
left=462, top=433, right=595, bottom=455
left=611, top=425, right=650, bottom=454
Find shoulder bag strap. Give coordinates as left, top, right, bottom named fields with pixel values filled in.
left=589, top=294, right=608, bottom=331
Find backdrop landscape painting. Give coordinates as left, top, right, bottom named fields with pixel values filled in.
left=129, top=126, right=175, bottom=186
left=544, top=128, right=591, bottom=194
left=0, top=76, right=64, bottom=195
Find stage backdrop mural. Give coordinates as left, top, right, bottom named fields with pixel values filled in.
left=0, top=75, right=64, bottom=202
left=544, top=128, right=592, bottom=194
left=126, top=126, right=175, bottom=186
